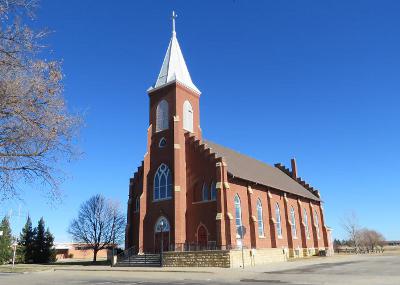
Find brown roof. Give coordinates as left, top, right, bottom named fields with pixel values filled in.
left=205, top=140, right=320, bottom=201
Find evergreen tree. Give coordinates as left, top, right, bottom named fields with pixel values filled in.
left=33, top=217, right=46, bottom=263
left=44, top=228, right=56, bottom=262
left=18, top=216, right=35, bottom=263
left=33, top=218, right=55, bottom=263
left=0, top=216, right=12, bottom=264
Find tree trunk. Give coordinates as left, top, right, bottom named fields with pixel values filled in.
left=93, top=249, right=98, bottom=263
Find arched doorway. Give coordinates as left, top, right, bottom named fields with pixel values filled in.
left=197, top=224, right=208, bottom=249
left=154, top=216, right=170, bottom=253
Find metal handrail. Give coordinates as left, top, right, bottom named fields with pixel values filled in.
left=168, top=242, right=236, bottom=252
left=116, top=245, right=137, bottom=262
left=116, top=245, right=162, bottom=266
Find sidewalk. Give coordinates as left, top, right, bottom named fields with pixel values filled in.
left=53, top=265, right=216, bottom=274
left=0, top=254, right=386, bottom=275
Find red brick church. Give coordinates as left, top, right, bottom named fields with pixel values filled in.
left=126, top=14, right=332, bottom=260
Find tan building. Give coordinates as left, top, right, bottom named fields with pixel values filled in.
left=54, top=243, right=113, bottom=261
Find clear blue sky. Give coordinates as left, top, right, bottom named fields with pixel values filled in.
left=1, top=0, right=399, bottom=242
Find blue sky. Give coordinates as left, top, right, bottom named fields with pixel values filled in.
left=1, top=0, right=399, bottom=242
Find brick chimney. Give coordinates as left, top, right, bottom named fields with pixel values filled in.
left=291, top=158, right=297, bottom=179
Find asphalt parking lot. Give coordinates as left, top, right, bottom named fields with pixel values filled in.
left=0, top=254, right=398, bottom=285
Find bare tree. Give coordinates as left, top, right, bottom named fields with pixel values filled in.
left=341, top=211, right=360, bottom=249
left=68, top=194, right=125, bottom=262
left=358, top=228, right=385, bottom=252
left=0, top=0, right=81, bottom=201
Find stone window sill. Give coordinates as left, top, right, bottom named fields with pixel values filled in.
left=153, top=197, right=172, bottom=203
left=192, top=200, right=216, bottom=204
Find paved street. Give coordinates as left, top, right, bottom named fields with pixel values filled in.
left=0, top=254, right=399, bottom=285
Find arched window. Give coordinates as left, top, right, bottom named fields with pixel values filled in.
left=134, top=196, right=140, bottom=213
left=290, top=206, right=297, bottom=238
left=256, top=199, right=265, bottom=237
left=153, top=163, right=172, bottom=200
left=275, top=203, right=282, bottom=238
left=156, top=100, right=169, bottom=132
left=158, top=137, right=167, bottom=148
left=202, top=183, right=209, bottom=201
left=154, top=216, right=170, bottom=233
left=303, top=208, right=310, bottom=239
left=183, top=100, right=193, bottom=132
left=234, top=194, right=243, bottom=239
left=210, top=182, right=217, bottom=201
left=314, top=210, right=320, bottom=239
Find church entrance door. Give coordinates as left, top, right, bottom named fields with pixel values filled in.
left=154, top=216, right=170, bottom=253
left=154, top=232, right=169, bottom=253
left=197, top=225, right=208, bottom=249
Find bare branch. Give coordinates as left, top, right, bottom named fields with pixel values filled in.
left=0, top=0, right=82, bottom=201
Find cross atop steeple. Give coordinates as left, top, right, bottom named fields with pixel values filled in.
left=172, top=11, right=177, bottom=36
left=148, top=11, right=200, bottom=94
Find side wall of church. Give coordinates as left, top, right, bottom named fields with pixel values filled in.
left=126, top=165, right=143, bottom=250
left=184, top=139, right=218, bottom=245
left=224, top=177, right=328, bottom=253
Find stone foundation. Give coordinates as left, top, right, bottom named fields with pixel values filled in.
left=229, top=248, right=286, bottom=268
left=162, top=251, right=230, bottom=267
left=162, top=248, right=286, bottom=268
left=288, top=247, right=333, bottom=258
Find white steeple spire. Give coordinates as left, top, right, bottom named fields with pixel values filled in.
left=149, top=11, right=200, bottom=94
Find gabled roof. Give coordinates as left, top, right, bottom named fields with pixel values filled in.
left=148, top=30, right=200, bottom=94
left=205, top=140, right=320, bottom=201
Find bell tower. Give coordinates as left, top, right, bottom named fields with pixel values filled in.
left=139, top=11, right=201, bottom=252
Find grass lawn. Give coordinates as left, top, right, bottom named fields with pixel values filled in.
left=0, top=264, right=55, bottom=273
left=0, top=260, right=109, bottom=273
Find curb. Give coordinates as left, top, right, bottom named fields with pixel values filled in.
left=53, top=268, right=214, bottom=274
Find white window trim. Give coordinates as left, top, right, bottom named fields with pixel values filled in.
left=158, top=137, right=167, bottom=148
left=256, top=199, right=265, bottom=238
left=153, top=197, right=173, bottom=203
left=210, top=181, right=217, bottom=201
left=183, top=100, right=194, bottom=132
left=153, top=163, right=172, bottom=201
left=234, top=194, right=243, bottom=239
left=290, top=206, right=297, bottom=239
left=192, top=200, right=216, bottom=205
left=314, top=210, right=321, bottom=240
left=156, top=100, right=169, bottom=132
left=134, top=197, right=140, bottom=213
left=303, top=208, right=310, bottom=239
left=202, top=182, right=209, bottom=201
left=275, top=203, right=283, bottom=239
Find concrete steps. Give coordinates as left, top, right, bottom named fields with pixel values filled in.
left=115, top=254, right=161, bottom=267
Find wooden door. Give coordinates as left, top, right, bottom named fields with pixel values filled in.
left=197, top=225, right=208, bottom=249
left=154, top=232, right=169, bottom=253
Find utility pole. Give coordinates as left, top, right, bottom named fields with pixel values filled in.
left=12, top=236, right=18, bottom=268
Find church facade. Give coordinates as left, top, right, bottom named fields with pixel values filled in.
left=126, top=18, right=331, bottom=259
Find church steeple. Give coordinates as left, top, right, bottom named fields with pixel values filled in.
left=148, top=11, right=200, bottom=94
